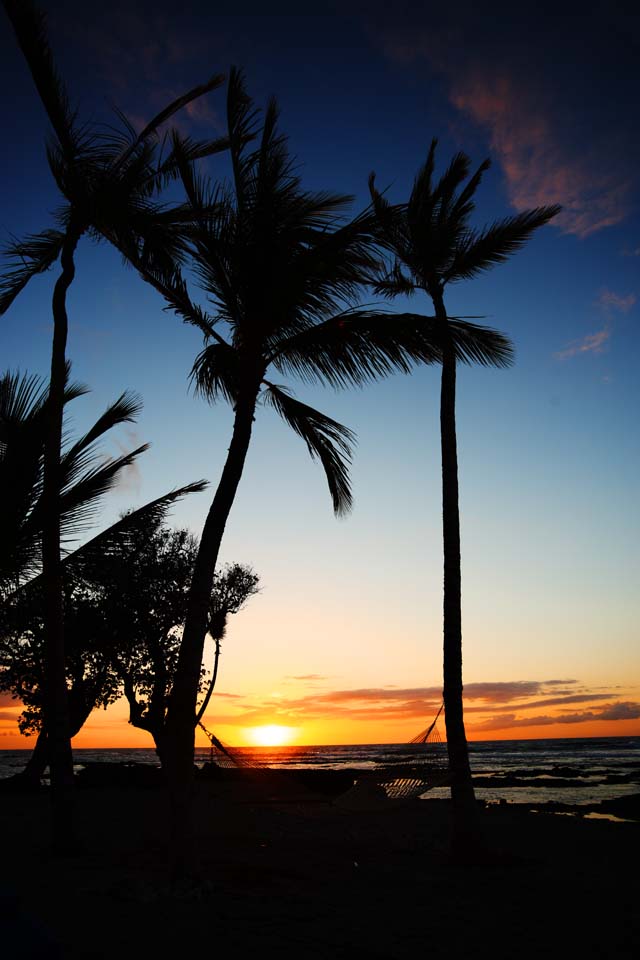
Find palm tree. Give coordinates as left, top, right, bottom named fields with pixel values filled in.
left=369, top=141, right=560, bottom=857
left=128, top=73, right=516, bottom=836
left=1, top=0, right=224, bottom=839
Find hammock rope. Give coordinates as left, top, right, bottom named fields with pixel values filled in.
left=198, top=702, right=450, bottom=806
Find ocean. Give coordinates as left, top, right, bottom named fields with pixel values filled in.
left=1, top=735, right=638, bottom=807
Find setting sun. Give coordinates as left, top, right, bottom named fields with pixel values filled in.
left=249, top=725, right=296, bottom=747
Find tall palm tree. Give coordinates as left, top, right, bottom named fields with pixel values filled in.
left=1, top=0, right=224, bottom=840
left=369, top=141, right=560, bottom=857
left=130, top=73, right=516, bottom=829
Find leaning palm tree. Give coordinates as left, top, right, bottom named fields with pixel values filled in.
left=369, top=141, right=560, bottom=857
left=1, top=0, right=224, bottom=838
left=128, top=72, right=516, bottom=834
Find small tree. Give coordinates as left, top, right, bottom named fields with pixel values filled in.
left=0, top=368, right=206, bottom=785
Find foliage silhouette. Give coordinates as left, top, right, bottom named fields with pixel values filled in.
left=0, top=368, right=207, bottom=785
left=124, top=71, right=514, bottom=835
left=369, top=140, right=560, bottom=857
left=0, top=527, right=255, bottom=784
left=1, top=0, right=224, bottom=845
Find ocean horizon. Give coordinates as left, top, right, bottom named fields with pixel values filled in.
left=2, top=734, right=638, bottom=808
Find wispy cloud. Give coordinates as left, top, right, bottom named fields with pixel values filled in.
left=597, top=289, right=636, bottom=314
left=380, top=30, right=633, bottom=238
left=114, top=428, right=144, bottom=495
left=472, top=701, right=640, bottom=732
left=208, top=678, right=631, bottom=731
left=554, top=327, right=611, bottom=360
left=554, top=288, right=635, bottom=359
left=285, top=674, right=331, bottom=682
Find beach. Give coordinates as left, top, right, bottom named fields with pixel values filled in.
left=2, top=767, right=639, bottom=959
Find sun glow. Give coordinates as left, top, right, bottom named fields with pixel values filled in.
left=249, top=724, right=296, bottom=747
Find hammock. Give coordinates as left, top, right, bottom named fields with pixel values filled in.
left=199, top=705, right=450, bottom=806
left=333, top=702, right=450, bottom=809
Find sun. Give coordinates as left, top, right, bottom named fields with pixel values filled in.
left=249, top=725, right=295, bottom=747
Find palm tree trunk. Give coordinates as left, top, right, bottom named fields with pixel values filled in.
left=42, top=223, right=81, bottom=852
left=163, top=384, right=259, bottom=877
left=433, top=288, right=484, bottom=859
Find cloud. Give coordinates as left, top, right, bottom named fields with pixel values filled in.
left=554, top=288, right=635, bottom=359
left=597, top=290, right=636, bottom=314
left=471, top=701, right=640, bottom=731
left=380, top=26, right=634, bottom=238
left=60, top=5, right=224, bottom=137
left=465, top=693, right=614, bottom=714
left=448, top=75, right=630, bottom=238
left=554, top=327, right=611, bottom=360
left=285, top=674, right=331, bottom=682
left=114, top=428, right=144, bottom=495
left=210, top=678, right=616, bottom=729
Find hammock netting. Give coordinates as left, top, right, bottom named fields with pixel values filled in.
left=199, top=702, right=450, bottom=803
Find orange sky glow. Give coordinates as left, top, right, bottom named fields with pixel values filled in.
left=2, top=676, right=638, bottom=750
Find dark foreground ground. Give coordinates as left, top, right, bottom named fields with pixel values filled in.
left=1, top=766, right=639, bottom=960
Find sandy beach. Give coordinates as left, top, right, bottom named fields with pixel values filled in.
left=2, top=767, right=639, bottom=960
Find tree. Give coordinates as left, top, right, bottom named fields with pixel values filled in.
left=1, top=0, right=224, bottom=843
left=0, top=577, right=122, bottom=787
left=125, top=72, right=515, bottom=859
left=0, top=529, right=254, bottom=784
left=104, top=526, right=259, bottom=763
left=0, top=368, right=206, bottom=785
left=368, top=141, right=560, bottom=857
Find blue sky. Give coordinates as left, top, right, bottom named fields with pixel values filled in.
left=1, top=2, right=638, bottom=745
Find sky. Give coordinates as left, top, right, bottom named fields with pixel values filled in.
left=0, top=1, right=638, bottom=748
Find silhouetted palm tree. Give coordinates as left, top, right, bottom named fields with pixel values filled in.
left=369, top=141, right=560, bottom=857
left=129, top=73, right=516, bottom=834
left=1, top=0, right=223, bottom=842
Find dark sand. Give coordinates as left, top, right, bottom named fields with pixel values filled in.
left=1, top=767, right=638, bottom=959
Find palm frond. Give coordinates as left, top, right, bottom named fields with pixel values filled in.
left=262, top=382, right=355, bottom=516
left=226, top=66, right=261, bottom=206
left=267, top=309, right=442, bottom=389
left=61, top=391, right=142, bottom=466
left=3, top=0, right=78, bottom=157
left=446, top=206, right=562, bottom=283
left=369, top=261, right=417, bottom=299
left=191, top=340, right=239, bottom=404
left=55, top=443, right=151, bottom=543
left=406, top=139, right=438, bottom=232
left=0, top=229, right=66, bottom=314
left=112, top=73, right=225, bottom=171
left=14, top=481, right=208, bottom=590
left=447, top=318, right=514, bottom=367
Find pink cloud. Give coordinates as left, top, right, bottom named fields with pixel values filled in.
left=448, top=73, right=629, bottom=238
left=554, top=326, right=611, bottom=360
left=597, top=289, right=636, bottom=313
left=381, top=33, right=631, bottom=239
